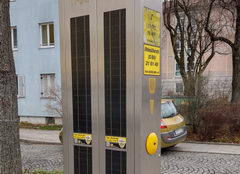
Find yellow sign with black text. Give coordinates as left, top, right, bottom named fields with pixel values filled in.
left=144, top=45, right=160, bottom=76
left=144, top=8, right=161, bottom=46
left=105, top=136, right=127, bottom=149
left=73, top=133, right=92, bottom=145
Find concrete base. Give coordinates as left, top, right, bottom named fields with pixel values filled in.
left=20, top=116, right=63, bottom=125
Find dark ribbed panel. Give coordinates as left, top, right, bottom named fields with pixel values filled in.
left=71, top=16, right=92, bottom=174
left=104, top=9, right=126, bottom=137
left=106, top=150, right=126, bottom=174
left=74, top=146, right=92, bottom=174
left=71, top=16, right=92, bottom=134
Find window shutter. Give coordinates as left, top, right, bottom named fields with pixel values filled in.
left=18, top=75, right=25, bottom=97
left=40, top=74, right=55, bottom=97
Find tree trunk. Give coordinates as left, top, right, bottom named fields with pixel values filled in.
left=0, top=0, right=22, bottom=173
left=231, top=6, right=240, bottom=103
left=231, top=49, right=240, bottom=103
left=183, top=77, right=196, bottom=97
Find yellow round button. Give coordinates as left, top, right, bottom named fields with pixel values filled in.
left=146, top=132, right=159, bottom=155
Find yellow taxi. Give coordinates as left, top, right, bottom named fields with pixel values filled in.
left=161, top=99, right=187, bottom=148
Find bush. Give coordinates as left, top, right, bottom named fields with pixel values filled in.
left=20, top=122, right=62, bottom=130
left=197, top=100, right=240, bottom=141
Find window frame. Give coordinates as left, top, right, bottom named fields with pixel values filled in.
left=40, top=73, right=56, bottom=98
left=11, top=26, right=18, bottom=50
left=39, top=22, right=55, bottom=48
left=175, top=82, right=184, bottom=94
left=175, top=62, right=181, bottom=77
left=17, top=75, right=25, bottom=98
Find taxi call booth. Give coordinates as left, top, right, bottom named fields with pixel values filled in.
left=59, top=0, right=162, bottom=173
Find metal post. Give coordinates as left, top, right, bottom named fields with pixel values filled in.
left=59, top=0, right=162, bottom=173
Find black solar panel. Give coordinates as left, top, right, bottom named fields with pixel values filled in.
left=74, top=146, right=92, bottom=174
left=104, top=9, right=126, bottom=137
left=71, top=15, right=92, bottom=174
left=106, top=150, right=126, bottom=174
left=71, top=15, right=92, bottom=134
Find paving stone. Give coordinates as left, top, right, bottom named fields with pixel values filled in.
left=21, top=143, right=63, bottom=172
left=161, top=150, right=240, bottom=174
left=21, top=143, right=240, bottom=173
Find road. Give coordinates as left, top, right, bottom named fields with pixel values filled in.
left=161, top=150, right=240, bottom=174
left=21, top=143, right=240, bottom=173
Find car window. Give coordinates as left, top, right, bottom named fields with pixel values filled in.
left=161, top=102, right=178, bottom=118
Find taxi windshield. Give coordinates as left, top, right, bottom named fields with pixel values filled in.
left=161, top=101, right=177, bottom=118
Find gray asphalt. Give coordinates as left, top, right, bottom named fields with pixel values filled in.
left=21, top=143, right=240, bottom=173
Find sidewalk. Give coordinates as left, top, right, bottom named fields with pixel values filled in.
left=169, top=142, right=240, bottom=155
left=20, top=128, right=61, bottom=144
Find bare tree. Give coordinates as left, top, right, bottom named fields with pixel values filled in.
left=205, top=0, right=240, bottom=103
left=0, top=0, right=22, bottom=173
left=163, top=0, right=219, bottom=96
left=45, top=87, right=63, bottom=118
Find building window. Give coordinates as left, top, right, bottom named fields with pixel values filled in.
left=176, top=40, right=181, bottom=51
left=176, top=82, right=184, bottom=93
left=17, top=75, right=25, bottom=98
left=11, top=26, right=17, bottom=50
left=175, top=62, right=181, bottom=77
left=40, top=23, right=54, bottom=47
left=40, top=74, right=55, bottom=98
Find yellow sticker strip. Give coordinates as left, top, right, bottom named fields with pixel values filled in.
left=105, top=136, right=126, bottom=143
left=150, top=99, right=155, bottom=115
left=73, top=133, right=92, bottom=145
left=148, top=78, right=156, bottom=94
left=105, top=136, right=127, bottom=149
left=73, top=133, right=92, bottom=140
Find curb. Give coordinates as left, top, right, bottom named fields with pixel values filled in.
left=20, top=139, right=62, bottom=145
left=185, top=141, right=240, bottom=146
left=166, top=148, right=240, bottom=156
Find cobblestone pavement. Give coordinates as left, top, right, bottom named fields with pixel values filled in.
left=21, top=143, right=63, bottom=172
left=161, top=150, right=240, bottom=174
left=21, top=143, right=240, bottom=173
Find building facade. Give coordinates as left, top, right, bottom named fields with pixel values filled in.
left=161, top=29, right=232, bottom=97
left=10, top=0, right=62, bottom=124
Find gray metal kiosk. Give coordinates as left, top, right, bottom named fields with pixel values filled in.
left=59, top=0, right=162, bottom=173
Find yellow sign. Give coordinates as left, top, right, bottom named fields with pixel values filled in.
left=73, top=133, right=92, bottom=145
left=144, top=45, right=160, bottom=75
left=144, top=8, right=161, bottom=46
left=105, top=136, right=127, bottom=149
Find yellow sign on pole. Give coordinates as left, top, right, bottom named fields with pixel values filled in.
left=105, top=136, right=127, bottom=149
left=144, top=8, right=161, bottom=46
left=144, top=44, right=160, bottom=76
left=73, top=133, right=92, bottom=145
